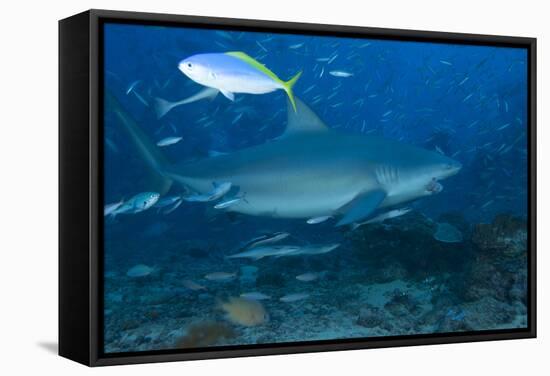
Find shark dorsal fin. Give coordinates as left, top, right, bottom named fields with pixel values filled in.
left=283, top=97, right=330, bottom=137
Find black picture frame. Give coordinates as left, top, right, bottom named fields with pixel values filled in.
left=59, top=9, right=537, bottom=367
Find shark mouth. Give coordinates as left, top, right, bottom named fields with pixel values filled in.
left=426, top=178, right=443, bottom=194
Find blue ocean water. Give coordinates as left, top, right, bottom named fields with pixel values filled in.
left=103, top=23, right=528, bottom=353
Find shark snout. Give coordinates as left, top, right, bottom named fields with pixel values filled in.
left=445, top=160, right=462, bottom=175
left=435, top=159, right=462, bottom=180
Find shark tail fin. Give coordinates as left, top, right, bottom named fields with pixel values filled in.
left=282, top=71, right=302, bottom=112
left=105, top=89, right=172, bottom=194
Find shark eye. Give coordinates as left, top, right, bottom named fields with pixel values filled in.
left=186, top=62, right=193, bottom=70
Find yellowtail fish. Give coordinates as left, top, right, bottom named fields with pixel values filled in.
left=178, top=52, right=302, bottom=111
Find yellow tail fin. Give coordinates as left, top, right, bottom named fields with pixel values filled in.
left=283, top=71, right=302, bottom=112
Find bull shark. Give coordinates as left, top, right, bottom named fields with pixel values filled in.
left=106, top=90, right=461, bottom=226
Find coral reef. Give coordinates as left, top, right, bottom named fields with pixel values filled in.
left=384, top=289, right=422, bottom=317
left=472, top=214, right=527, bottom=257
left=357, top=305, right=387, bottom=329
left=103, top=211, right=528, bottom=352
left=346, top=211, right=474, bottom=278
left=458, top=214, right=528, bottom=303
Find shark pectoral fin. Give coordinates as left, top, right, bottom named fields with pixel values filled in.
left=220, top=89, right=235, bottom=101
left=336, top=190, right=387, bottom=227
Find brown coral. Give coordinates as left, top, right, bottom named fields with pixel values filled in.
left=472, top=214, right=527, bottom=256
left=175, top=321, right=236, bottom=349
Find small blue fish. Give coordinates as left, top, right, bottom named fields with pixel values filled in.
left=154, top=195, right=182, bottom=209
left=458, top=76, right=469, bottom=86
left=289, top=43, right=304, bottom=49
left=329, top=70, right=353, bottom=78
left=125, top=80, right=141, bottom=95
left=327, top=54, right=338, bottom=64
left=126, top=264, right=156, bottom=278
left=112, top=192, right=160, bottom=215
left=463, top=93, right=474, bottom=102
left=156, top=136, right=182, bottom=147
left=240, top=292, right=271, bottom=300
left=104, top=199, right=123, bottom=216
left=214, top=197, right=243, bottom=209
left=184, top=182, right=232, bottom=203
left=307, top=215, right=332, bottom=224
left=232, top=113, right=244, bottom=124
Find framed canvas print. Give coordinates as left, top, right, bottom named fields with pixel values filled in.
left=59, top=9, right=536, bottom=366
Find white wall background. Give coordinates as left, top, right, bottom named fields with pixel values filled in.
left=0, top=0, right=547, bottom=374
